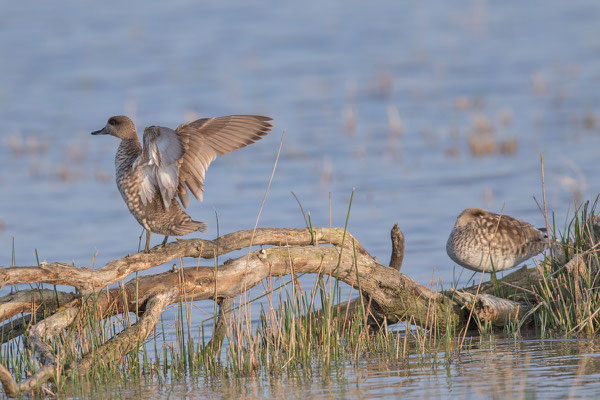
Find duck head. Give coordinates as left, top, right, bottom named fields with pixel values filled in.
left=91, top=116, right=137, bottom=139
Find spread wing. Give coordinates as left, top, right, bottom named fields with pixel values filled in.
left=137, top=126, right=185, bottom=210
left=174, top=115, right=272, bottom=207
left=137, top=115, right=272, bottom=210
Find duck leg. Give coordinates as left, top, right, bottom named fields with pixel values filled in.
left=161, top=236, right=169, bottom=247
left=145, top=230, right=151, bottom=253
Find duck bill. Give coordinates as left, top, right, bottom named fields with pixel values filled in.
left=91, top=127, right=108, bottom=135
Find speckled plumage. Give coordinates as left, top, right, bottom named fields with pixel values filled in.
left=92, top=114, right=272, bottom=251
left=446, top=208, right=548, bottom=272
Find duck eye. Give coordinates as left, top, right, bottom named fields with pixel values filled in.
left=108, top=118, right=117, bottom=126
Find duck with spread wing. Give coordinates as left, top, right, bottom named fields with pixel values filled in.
left=91, top=114, right=272, bottom=252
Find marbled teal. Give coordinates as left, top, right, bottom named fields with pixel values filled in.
left=446, top=208, right=548, bottom=272
left=91, top=114, right=272, bottom=252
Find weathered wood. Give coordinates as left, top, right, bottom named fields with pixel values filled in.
left=0, top=225, right=554, bottom=396
left=68, top=290, right=177, bottom=377
left=0, top=306, right=79, bottom=396
left=389, top=223, right=405, bottom=272
left=80, top=246, right=459, bottom=331
left=0, top=292, right=173, bottom=396
left=451, top=290, right=530, bottom=327
left=206, top=297, right=234, bottom=352
left=0, top=313, right=38, bottom=344
left=0, top=364, right=17, bottom=398
left=331, top=225, right=406, bottom=329
left=0, top=289, right=78, bottom=323
left=0, top=228, right=367, bottom=293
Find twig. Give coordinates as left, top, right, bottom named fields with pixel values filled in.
left=540, top=154, right=554, bottom=258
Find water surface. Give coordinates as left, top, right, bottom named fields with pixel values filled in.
left=88, top=338, right=600, bottom=399
left=1, top=0, right=600, bottom=397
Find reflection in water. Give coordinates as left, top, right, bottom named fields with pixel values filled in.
left=86, top=338, right=600, bottom=399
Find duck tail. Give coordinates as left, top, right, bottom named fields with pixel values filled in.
left=172, top=220, right=207, bottom=236
left=188, top=220, right=208, bottom=233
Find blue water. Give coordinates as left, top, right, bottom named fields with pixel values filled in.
left=1, top=0, right=600, bottom=397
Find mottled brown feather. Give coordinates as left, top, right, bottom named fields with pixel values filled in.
left=447, top=208, right=548, bottom=272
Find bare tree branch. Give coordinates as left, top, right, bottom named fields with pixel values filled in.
left=0, top=228, right=367, bottom=293
left=206, top=297, right=234, bottom=352
left=68, top=289, right=177, bottom=377
left=0, top=225, right=549, bottom=396
left=0, top=289, right=78, bottom=323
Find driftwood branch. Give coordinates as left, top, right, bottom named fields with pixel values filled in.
left=389, top=223, right=405, bottom=272
left=0, top=289, right=78, bottom=326
left=0, top=306, right=78, bottom=396
left=67, top=289, right=177, bottom=377
left=451, top=290, right=530, bottom=326
left=67, top=245, right=456, bottom=331
left=0, top=225, right=555, bottom=396
left=0, top=228, right=367, bottom=294
left=0, top=313, right=38, bottom=344
left=331, top=223, right=407, bottom=328
left=206, top=297, right=234, bottom=352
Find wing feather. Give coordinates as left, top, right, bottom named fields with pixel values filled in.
left=137, top=115, right=272, bottom=209
left=174, top=115, right=272, bottom=206
left=138, top=126, right=185, bottom=210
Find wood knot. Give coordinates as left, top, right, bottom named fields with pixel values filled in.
left=258, top=249, right=267, bottom=261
